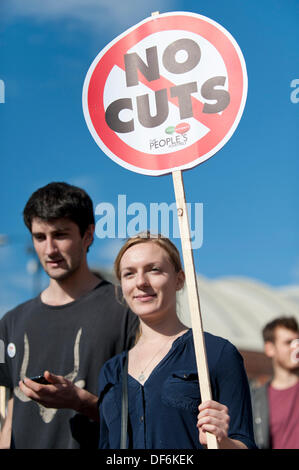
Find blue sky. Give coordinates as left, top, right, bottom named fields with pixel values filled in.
left=0, top=0, right=298, bottom=317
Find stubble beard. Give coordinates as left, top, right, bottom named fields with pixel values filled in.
left=44, top=256, right=83, bottom=282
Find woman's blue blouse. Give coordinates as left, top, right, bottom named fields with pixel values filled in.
left=98, top=329, right=256, bottom=449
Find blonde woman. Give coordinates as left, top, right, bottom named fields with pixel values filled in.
left=98, top=232, right=256, bottom=449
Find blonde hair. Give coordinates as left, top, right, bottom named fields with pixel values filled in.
left=114, top=231, right=183, bottom=281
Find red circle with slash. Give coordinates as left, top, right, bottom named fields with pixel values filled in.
left=83, top=12, right=247, bottom=176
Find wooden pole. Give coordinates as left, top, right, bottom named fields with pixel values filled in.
left=172, top=169, right=218, bottom=449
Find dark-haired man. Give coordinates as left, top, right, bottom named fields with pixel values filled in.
left=0, top=182, right=138, bottom=449
left=251, top=316, right=299, bottom=449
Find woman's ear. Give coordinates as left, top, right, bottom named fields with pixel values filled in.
left=176, top=270, right=185, bottom=291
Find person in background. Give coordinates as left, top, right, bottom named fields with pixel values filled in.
left=98, top=232, right=256, bottom=449
left=0, top=182, right=138, bottom=449
left=251, top=316, right=299, bottom=449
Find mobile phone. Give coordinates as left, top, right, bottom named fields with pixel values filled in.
left=29, top=375, right=50, bottom=385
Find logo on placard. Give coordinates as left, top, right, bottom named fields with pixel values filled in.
left=149, top=122, right=191, bottom=151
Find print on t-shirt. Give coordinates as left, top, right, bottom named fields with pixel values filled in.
left=14, top=328, right=85, bottom=423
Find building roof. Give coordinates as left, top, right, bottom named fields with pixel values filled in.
left=177, top=276, right=299, bottom=352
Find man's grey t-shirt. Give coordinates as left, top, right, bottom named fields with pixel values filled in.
left=0, top=281, right=138, bottom=449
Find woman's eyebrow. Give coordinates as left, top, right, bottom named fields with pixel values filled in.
left=121, top=261, right=164, bottom=271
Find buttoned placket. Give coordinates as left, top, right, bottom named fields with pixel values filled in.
left=126, top=332, right=189, bottom=448
left=128, top=378, right=147, bottom=448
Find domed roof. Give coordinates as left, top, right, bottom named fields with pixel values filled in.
left=177, top=276, right=299, bottom=352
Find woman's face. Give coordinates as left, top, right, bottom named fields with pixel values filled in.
left=119, top=241, right=184, bottom=321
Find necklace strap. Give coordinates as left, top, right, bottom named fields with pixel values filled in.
left=120, top=354, right=128, bottom=449
left=137, top=331, right=183, bottom=382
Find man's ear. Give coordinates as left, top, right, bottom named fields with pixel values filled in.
left=264, top=341, right=275, bottom=358
left=83, top=224, right=95, bottom=250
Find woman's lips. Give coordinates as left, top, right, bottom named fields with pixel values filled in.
left=134, top=294, right=157, bottom=302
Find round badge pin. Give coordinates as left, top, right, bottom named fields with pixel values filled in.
left=7, top=342, right=16, bottom=358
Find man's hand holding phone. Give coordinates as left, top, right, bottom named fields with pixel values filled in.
left=27, top=375, right=51, bottom=385
left=19, top=371, right=100, bottom=422
left=19, top=371, right=80, bottom=410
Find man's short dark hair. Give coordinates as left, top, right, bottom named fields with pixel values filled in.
left=262, top=316, right=299, bottom=343
left=23, top=182, right=95, bottom=237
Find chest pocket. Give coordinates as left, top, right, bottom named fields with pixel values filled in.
left=161, top=371, right=201, bottom=414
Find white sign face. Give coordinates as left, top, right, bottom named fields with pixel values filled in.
left=83, top=12, right=247, bottom=175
